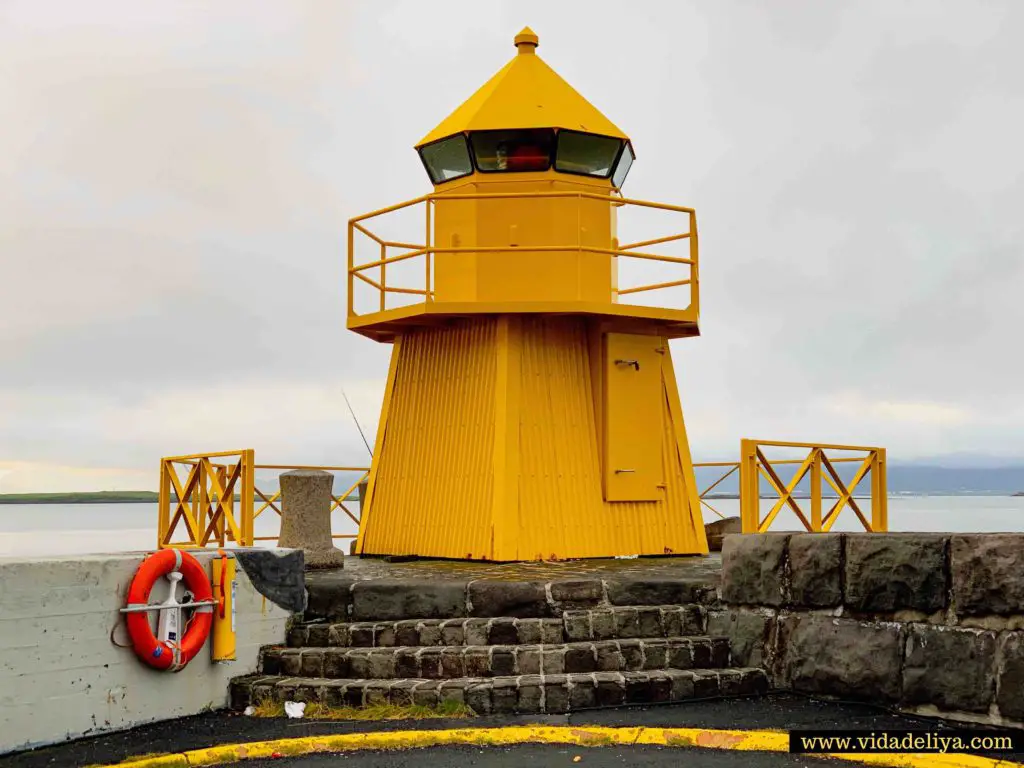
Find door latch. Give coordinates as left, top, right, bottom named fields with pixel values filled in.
left=615, top=468, right=636, bottom=474
left=615, top=359, right=640, bottom=371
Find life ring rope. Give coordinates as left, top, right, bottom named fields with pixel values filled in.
left=123, top=549, right=214, bottom=671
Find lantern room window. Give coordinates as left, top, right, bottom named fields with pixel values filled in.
left=555, top=130, right=623, bottom=179
left=420, top=135, right=474, bottom=184
left=470, top=129, right=554, bottom=172
left=611, top=142, right=635, bottom=188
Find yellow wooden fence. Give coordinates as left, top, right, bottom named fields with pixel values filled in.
left=157, top=450, right=368, bottom=549
left=695, top=440, right=887, bottom=533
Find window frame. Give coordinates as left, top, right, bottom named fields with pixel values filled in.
left=610, top=141, right=635, bottom=189
left=418, top=134, right=475, bottom=185
left=468, top=128, right=556, bottom=174
left=553, top=129, right=626, bottom=180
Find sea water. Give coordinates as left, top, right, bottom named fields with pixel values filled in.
left=0, top=496, right=1022, bottom=558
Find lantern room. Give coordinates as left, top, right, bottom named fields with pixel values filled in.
left=417, top=28, right=633, bottom=185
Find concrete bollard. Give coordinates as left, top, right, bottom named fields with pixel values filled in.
left=704, top=516, right=742, bottom=552
left=278, top=470, right=345, bottom=569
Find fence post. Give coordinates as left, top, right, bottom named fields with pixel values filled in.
left=241, top=449, right=255, bottom=546
left=810, top=448, right=823, bottom=532
left=158, top=459, right=170, bottom=549
left=739, top=439, right=758, bottom=533
left=872, top=448, right=888, bottom=532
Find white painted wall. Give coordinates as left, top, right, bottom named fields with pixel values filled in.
left=0, top=551, right=291, bottom=754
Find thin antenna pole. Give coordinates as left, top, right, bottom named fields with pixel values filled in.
left=342, top=387, right=373, bottom=458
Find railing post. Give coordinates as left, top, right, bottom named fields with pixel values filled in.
left=872, top=448, right=888, bottom=532
left=194, top=460, right=206, bottom=546
left=810, top=448, right=822, bottom=532
left=425, top=199, right=432, bottom=301
left=241, top=449, right=255, bottom=546
left=739, top=439, right=759, bottom=533
left=158, top=459, right=170, bottom=549
left=379, top=242, right=387, bottom=312
left=348, top=222, right=356, bottom=319
left=690, top=210, right=699, bottom=316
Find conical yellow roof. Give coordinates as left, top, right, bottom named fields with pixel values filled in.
left=415, top=27, right=628, bottom=148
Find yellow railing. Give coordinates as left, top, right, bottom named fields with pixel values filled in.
left=737, top=440, right=887, bottom=534
left=159, top=441, right=885, bottom=548
left=158, top=450, right=254, bottom=549
left=158, top=451, right=369, bottom=549
left=347, top=191, right=698, bottom=318
left=693, top=460, right=742, bottom=522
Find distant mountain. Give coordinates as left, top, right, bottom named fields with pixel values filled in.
left=694, top=462, right=1024, bottom=497
left=886, top=465, right=1024, bottom=496
left=895, top=453, right=1024, bottom=469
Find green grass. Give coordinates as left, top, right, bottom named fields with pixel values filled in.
left=251, top=699, right=474, bottom=720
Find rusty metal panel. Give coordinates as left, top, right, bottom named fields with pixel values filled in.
left=360, top=318, right=497, bottom=559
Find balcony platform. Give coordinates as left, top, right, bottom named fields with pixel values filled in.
left=348, top=300, right=700, bottom=342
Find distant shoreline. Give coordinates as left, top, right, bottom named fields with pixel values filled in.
left=0, top=491, right=1020, bottom=504
left=0, top=491, right=224, bottom=505
left=0, top=491, right=159, bottom=504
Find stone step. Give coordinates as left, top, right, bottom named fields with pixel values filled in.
left=264, top=636, right=731, bottom=680
left=288, top=605, right=705, bottom=649
left=563, top=605, right=705, bottom=641
left=231, top=667, right=768, bottom=715
left=304, top=572, right=719, bottom=623
left=288, top=617, right=565, bottom=649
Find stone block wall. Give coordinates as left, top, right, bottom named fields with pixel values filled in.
left=719, top=532, right=1024, bottom=728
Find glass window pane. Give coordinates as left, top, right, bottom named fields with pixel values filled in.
left=420, top=135, right=473, bottom=184
left=470, top=129, right=554, bottom=172
left=555, top=131, right=622, bottom=177
left=611, top=143, right=635, bottom=188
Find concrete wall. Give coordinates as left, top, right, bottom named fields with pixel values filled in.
left=0, top=550, right=291, bottom=754
left=717, top=533, right=1024, bottom=729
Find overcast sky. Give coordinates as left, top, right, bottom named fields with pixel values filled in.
left=1, top=1, right=1022, bottom=492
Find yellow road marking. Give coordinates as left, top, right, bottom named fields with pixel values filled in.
left=102, top=725, right=1024, bottom=768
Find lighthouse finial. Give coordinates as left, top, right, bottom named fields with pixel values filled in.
left=515, top=27, right=539, bottom=54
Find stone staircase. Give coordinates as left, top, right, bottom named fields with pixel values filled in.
left=230, top=575, right=767, bottom=715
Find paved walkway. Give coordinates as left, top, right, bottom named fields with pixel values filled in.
left=332, top=553, right=723, bottom=583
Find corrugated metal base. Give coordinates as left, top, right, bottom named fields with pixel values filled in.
left=359, top=318, right=498, bottom=559
left=359, top=316, right=707, bottom=560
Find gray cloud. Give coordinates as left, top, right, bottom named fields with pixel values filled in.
left=0, top=0, right=1022, bottom=490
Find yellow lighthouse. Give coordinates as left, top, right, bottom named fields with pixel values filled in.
left=350, top=28, right=707, bottom=560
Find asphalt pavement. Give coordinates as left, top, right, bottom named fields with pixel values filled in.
left=239, top=744, right=848, bottom=767
left=4, top=693, right=1022, bottom=768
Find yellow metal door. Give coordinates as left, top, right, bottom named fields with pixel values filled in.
left=603, top=332, right=663, bottom=501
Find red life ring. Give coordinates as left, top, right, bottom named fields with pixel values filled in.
left=125, top=549, right=213, bottom=671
